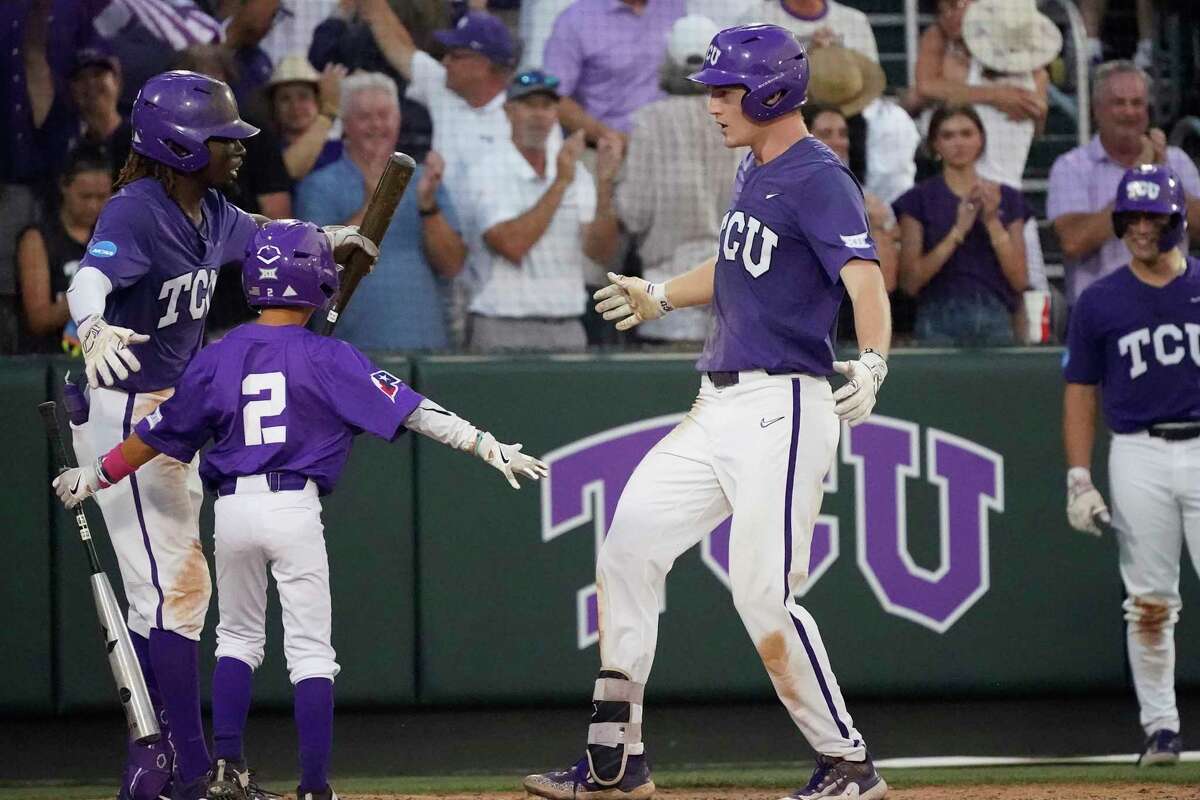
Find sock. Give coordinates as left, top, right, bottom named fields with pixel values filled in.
left=129, top=631, right=172, bottom=742
left=149, top=629, right=211, bottom=783
left=212, top=657, right=254, bottom=763
left=295, top=677, right=334, bottom=793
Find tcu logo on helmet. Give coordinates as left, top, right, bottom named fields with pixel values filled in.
left=706, top=44, right=720, bottom=65
left=1126, top=180, right=1162, bottom=201
left=541, top=415, right=1005, bottom=648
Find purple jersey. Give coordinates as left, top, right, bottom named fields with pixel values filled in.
left=697, top=137, right=878, bottom=376
left=134, top=324, right=424, bottom=495
left=80, top=178, right=258, bottom=392
left=1064, top=257, right=1200, bottom=433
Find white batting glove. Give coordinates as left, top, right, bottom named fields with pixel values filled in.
left=832, top=350, right=888, bottom=427
left=51, top=460, right=111, bottom=509
left=474, top=432, right=549, bottom=490
left=593, top=272, right=673, bottom=332
left=79, top=315, right=150, bottom=389
left=1067, top=467, right=1110, bottom=536
left=323, top=225, right=380, bottom=270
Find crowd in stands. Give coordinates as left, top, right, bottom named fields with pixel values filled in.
left=3, top=0, right=1198, bottom=357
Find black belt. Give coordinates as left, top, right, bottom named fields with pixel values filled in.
left=706, top=371, right=740, bottom=388
left=216, top=471, right=309, bottom=496
left=1147, top=423, right=1200, bottom=441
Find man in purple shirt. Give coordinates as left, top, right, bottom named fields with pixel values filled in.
left=62, top=70, right=376, bottom=800
left=54, top=220, right=548, bottom=800
left=525, top=25, right=890, bottom=800
left=543, top=0, right=686, bottom=140
left=1048, top=60, right=1200, bottom=305
left=1063, top=165, right=1200, bottom=768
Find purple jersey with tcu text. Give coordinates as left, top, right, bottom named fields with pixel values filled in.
left=134, top=324, right=424, bottom=495
left=697, top=137, right=878, bottom=376
left=79, top=178, right=259, bottom=392
left=1064, top=257, right=1200, bottom=433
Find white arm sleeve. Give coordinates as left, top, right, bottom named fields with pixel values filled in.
left=67, top=267, right=113, bottom=336
left=405, top=399, right=484, bottom=454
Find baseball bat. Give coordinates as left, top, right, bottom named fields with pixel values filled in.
left=320, top=151, right=418, bottom=335
left=39, top=401, right=161, bottom=745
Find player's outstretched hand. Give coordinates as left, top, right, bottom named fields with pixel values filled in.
left=323, top=225, right=380, bottom=271
left=832, top=350, right=888, bottom=427
left=593, top=272, right=673, bottom=331
left=474, top=432, right=550, bottom=490
left=1066, top=468, right=1110, bottom=536
left=80, top=315, right=150, bottom=389
left=51, top=460, right=110, bottom=509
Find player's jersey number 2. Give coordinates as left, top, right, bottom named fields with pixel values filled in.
left=156, top=269, right=219, bottom=329
left=243, top=372, right=286, bottom=446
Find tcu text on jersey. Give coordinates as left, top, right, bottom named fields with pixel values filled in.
left=1118, top=322, right=1200, bottom=378
left=719, top=211, right=779, bottom=277
left=156, top=268, right=218, bottom=329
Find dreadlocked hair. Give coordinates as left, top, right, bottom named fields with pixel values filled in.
left=114, top=152, right=179, bottom=193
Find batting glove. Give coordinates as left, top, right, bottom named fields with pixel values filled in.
left=474, top=432, right=549, bottom=490
left=1066, top=467, right=1110, bottom=536
left=52, top=459, right=112, bottom=509
left=323, top=225, right=380, bottom=270
left=593, top=272, right=673, bottom=331
left=832, top=349, right=888, bottom=427
left=79, top=315, right=150, bottom=390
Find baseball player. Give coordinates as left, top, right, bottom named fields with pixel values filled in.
left=1063, top=163, right=1200, bottom=767
left=63, top=71, right=376, bottom=800
left=54, top=219, right=549, bottom=800
left=524, top=25, right=891, bottom=800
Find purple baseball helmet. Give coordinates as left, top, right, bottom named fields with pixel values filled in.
left=131, top=70, right=259, bottom=173
left=243, top=220, right=338, bottom=309
left=1113, top=164, right=1188, bottom=252
left=688, top=24, right=809, bottom=122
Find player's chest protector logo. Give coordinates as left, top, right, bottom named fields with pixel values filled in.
left=719, top=211, right=779, bottom=278
left=1117, top=323, right=1200, bottom=379
left=541, top=415, right=1003, bottom=648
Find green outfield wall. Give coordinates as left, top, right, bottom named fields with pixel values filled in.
left=5, top=351, right=1199, bottom=714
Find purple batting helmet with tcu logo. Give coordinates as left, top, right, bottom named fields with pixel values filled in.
left=1113, top=164, right=1188, bottom=253
left=131, top=70, right=259, bottom=172
left=688, top=24, right=809, bottom=122
left=243, top=220, right=339, bottom=309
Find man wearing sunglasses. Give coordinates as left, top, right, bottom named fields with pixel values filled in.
left=461, top=69, right=623, bottom=352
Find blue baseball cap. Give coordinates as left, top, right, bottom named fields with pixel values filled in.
left=507, top=70, right=561, bottom=101
left=434, top=12, right=518, bottom=67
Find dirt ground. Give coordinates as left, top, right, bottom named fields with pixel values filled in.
left=334, top=786, right=1200, bottom=800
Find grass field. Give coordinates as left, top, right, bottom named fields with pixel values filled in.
left=4, top=762, right=1200, bottom=800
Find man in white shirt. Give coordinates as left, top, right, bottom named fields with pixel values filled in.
left=464, top=70, right=623, bottom=352
left=738, top=0, right=879, bottom=63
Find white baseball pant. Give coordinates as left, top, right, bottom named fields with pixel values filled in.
left=596, top=371, right=866, bottom=759
left=1109, top=432, right=1200, bottom=735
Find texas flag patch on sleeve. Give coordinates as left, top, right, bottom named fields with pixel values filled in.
left=370, top=369, right=402, bottom=402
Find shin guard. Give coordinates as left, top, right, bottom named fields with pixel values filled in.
left=586, top=669, right=644, bottom=786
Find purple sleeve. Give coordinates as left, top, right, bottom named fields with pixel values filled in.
left=79, top=196, right=154, bottom=289
left=314, top=340, right=424, bottom=441
left=218, top=194, right=260, bottom=265
left=134, top=351, right=217, bottom=462
left=891, top=184, right=922, bottom=222
left=1063, top=294, right=1103, bottom=384
left=542, top=8, right=583, bottom=97
left=999, top=185, right=1032, bottom=227
left=793, top=165, right=878, bottom=281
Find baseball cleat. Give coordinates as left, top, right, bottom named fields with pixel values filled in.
left=524, top=754, right=655, bottom=799
left=296, top=786, right=339, bottom=800
left=781, top=753, right=888, bottom=799
left=206, top=758, right=250, bottom=800
left=1138, top=729, right=1182, bottom=766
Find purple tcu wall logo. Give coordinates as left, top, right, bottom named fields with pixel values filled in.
left=540, top=415, right=1003, bottom=649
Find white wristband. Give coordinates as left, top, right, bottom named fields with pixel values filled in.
left=648, top=281, right=674, bottom=315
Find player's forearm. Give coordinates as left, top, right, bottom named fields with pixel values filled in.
left=987, top=219, right=1028, bottom=292
left=67, top=267, right=114, bottom=329
left=1062, top=383, right=1098, bottom=469
left=843, top=260, right=892, bottom=357
left=664, top=256, right=716, bottom=309
left=421, top=213, right=467, bottom=278
left=405, top=399, right=482, bottom=453
left=1053, top=208, right=1114, bottom=261
left=484, top=181, right=569, bottom=264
